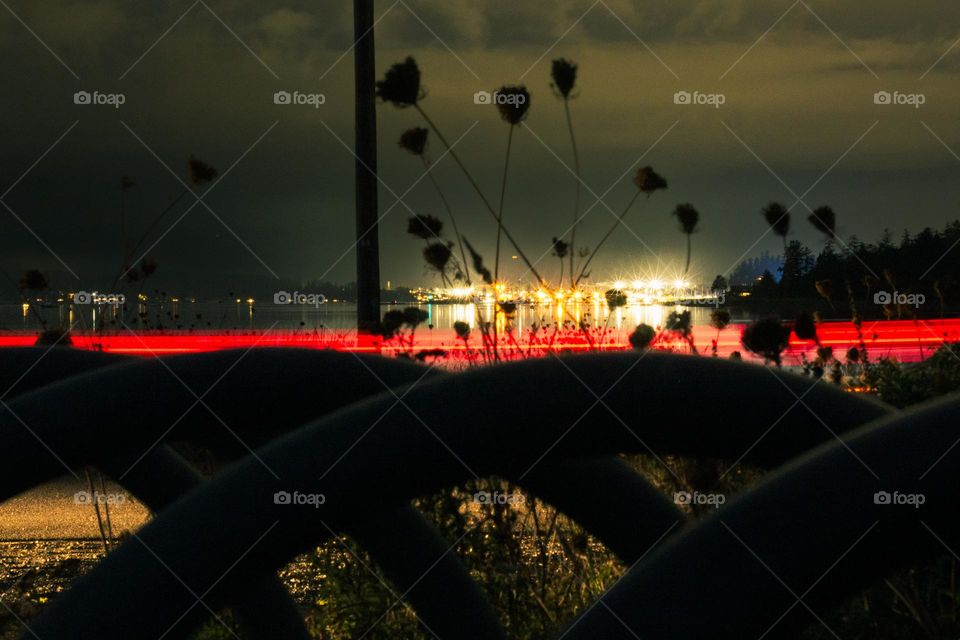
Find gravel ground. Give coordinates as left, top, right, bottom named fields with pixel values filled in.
left=0, top=480, right=325, bottom=638
left=0, top=477, right=150, bottom=638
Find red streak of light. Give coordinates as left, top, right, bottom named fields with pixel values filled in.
left=0, top=319, right=955, bottom=362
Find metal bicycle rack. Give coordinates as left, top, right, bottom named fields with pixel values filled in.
left=0, top=347, right=954, bottom=639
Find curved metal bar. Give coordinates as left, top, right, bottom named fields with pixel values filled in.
left=121, top=449, right=313, bottom=640
left=0, top=349, right=507, bottom=640
left=27, top=353, right=889, bottom=639
left=0, top=348, right=690, bottom=564
left=344, top=503, right=510, bottom=639
left=520, top=456, right=685, bottom=563
left=561, top=392, right=960, bottom=639
left=0, top=349, right=449, bottom=493
left=0, top=349, right=677, bottom=633
left=0, top=349, right=697, bottom=630
left=0, top=349, right=313, bottom=640
left=0, top=347, right=127, bottom=397
left=4, top=346, right=877, bottom=568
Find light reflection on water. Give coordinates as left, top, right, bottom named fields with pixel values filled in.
left=1, top=302, right=756, bottom=332
left=384, top=302, right=752, bottom=333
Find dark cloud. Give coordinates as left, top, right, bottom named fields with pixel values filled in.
left=0, top=0, right=959, bottom=292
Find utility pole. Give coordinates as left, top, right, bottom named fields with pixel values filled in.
left=354, top=0, right=380, bottom=333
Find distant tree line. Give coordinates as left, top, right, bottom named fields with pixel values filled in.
left=298, top=280, right=358, bottom=301
left=729, top=251, right=783, bottom=285
left=731, top=220, right=960, bottom=317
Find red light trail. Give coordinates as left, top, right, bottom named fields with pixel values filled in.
left=0, top=319, right=955, bottom=363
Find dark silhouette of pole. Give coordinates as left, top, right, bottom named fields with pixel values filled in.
left=354, top=0, right=380, bottom=332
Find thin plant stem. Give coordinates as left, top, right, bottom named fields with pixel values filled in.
left=492, top=125, right=516, bottom=363
left=563, top=98, right=581, bottom=288
left=495, top=125, right=515, bottom=282
left=491, top=303, right=500, bottom=363
left=599, top=308, right=615, bottom=351
left=414, top=104, right=545, bottom=286
left=470, top=299, right=493, bottom=364
left=474, top=300, right=497, bottom=363
left=114, top=189, right=190, bottom=287
left=421, top=154, right=470, bottom=285
left=505, top=323, right=528, bottom=359
left=684, top=234, right=692, bottom=275
left=575, top=190, right=643, bottom=286
left=85, top=468, right=109, bottom=555
left=98, top=472, right=114, bottom=544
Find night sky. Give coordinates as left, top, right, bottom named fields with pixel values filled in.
left=2, top=1, right=960, bottom=295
